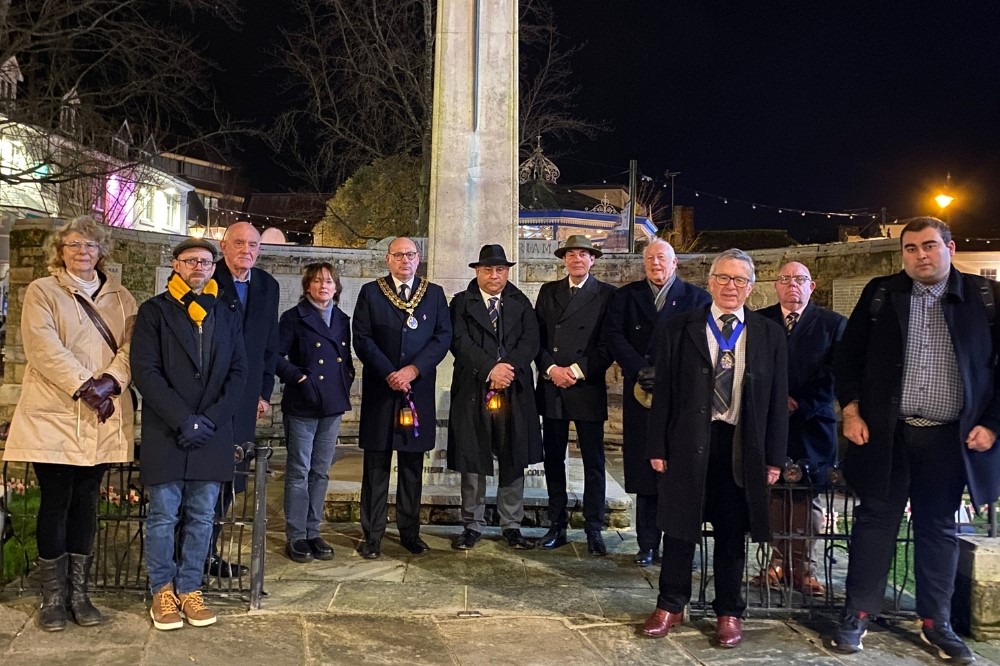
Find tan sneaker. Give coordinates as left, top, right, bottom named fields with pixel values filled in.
left=178, top=590, right=217, bottom=627
left=150, top=584, right=183, bottom=631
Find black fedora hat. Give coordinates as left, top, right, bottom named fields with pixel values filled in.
left=469, top=244, right=516, bottom=268
left=554, top=234, right=602, bottom=259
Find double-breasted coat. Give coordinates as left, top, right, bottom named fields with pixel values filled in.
left=759, top=301, right=846, bottom=486
left=276, top=300, right=355, bottom=418
left=606, top=277, right=711, bottom=494
left=834, top=268, right=1000, bottom=506
left=3, top=270, right=137, bottom=466
left=214, top=262, right=279, bottom=490
left=534, top=275, right=616, bottom=421
left=648, top=307, right=789, bottom=543
left=353, top=276, right=452, bottom=453
left=447, top=279, right=542, bottom=475
left=130, top=287, right=248, bottom=486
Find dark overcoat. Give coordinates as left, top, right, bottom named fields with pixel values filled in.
left=447, top=279, right=542, bottom=474
left=648, top=307, right=788, bottom=543
left=214, top=262, right=279, bottom=443
left=353, top=276, right=451, bottom=453
left=276, top=300, right=355, bottom=418
left=606, top=277, right=711, bottom=494
left=759, top=301, right=846, bottom=486
left=534, top=275, right=616, bottom=421
left=131, top=289, right=248, bottom=486
left=834, top=268, right=1000, bottom=506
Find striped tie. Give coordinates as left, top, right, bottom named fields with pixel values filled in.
left=785, top=311, right=798, bottom=334
left=712, top=314, right=737, bottom=414
left=488, top=297, right=499, bottom=331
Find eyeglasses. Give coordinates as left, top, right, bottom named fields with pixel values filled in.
left=229, top=239, right=260, bottom=250
left=776, top=275, right=811, bottom=285
left=389, top=251, right=418, bottom=261
left=178, top=258, right=215, bottom=268
left=710, top=273, right=751, bottom=287
left=64, top=241, right=100, bottom=252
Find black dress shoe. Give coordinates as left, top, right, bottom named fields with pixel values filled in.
left=634, top=548, right=658, bottom=567
left=586, top=531, right=607, bottom=556
left=285, top=539, right=315, bottom=563
left=451, top=528, right=482, bottom=550
left=536, top=525, right=568, bottom=550
left=205, top=555, right=249, bottom=577
left=307, top=537, right=334, bottom=560
left=400, top=536, right=430, bottom=554
left=502, top=528, right=535, bottom=550
left=358, top=540, right=381, bottom=560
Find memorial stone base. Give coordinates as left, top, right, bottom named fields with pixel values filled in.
left=325, top=428, right=632, bottom=529
left=955, top=535, right=1000, bottom=640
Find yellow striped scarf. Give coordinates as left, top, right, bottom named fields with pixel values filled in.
left=167, top=272, right=219, bottom=325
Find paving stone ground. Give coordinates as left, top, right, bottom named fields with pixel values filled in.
left=2, top=448, right=999, bottom=664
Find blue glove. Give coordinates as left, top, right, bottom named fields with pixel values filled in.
left=178, top=414, right=215, bottom=449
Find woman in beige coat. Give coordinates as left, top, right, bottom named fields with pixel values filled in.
left=3, top=216, right=137, bottom=631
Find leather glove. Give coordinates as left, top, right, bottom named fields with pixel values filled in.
left=178, top=414, right=216, bottom=449
left=96, top=398, right=115, bottom=424
left=79, top=374, right=121, bottom=412
left=637, top=366, right=656, bottom=393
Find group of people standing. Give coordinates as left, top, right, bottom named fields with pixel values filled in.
left=3, top=216, right=999, bottom=663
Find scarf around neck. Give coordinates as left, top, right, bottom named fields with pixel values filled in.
left=168, top=272, right=219, bottom=325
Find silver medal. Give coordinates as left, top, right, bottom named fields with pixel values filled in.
left=407, top=316, right=418, bottom=330
left=720, top=351, right=734, bottom=369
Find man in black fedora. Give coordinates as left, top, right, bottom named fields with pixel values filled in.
left=447, top=245, right=542, bottom=550
left=534, top=235, right=616, bottom=554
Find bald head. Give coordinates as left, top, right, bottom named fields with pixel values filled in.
left=386, top=236, right=420, bottom=282
left=774, top=261, right=815, bottom=311
left=220, top=220, right=261, bottom=279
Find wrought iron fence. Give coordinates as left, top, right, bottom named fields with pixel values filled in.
left=1, top=441, right=270, bottom=609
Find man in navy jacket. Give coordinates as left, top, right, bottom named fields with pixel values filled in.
left=606, top=239, right=710, bottom=566
left=829, top=218, right=1000, bottom=663
left=756, top=261, right=845, bottom=596
left=353, top=237, right=452, bottom=559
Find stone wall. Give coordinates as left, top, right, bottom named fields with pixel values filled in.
left=0, top=218, right=902, bottom=449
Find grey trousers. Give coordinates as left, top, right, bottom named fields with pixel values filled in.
left=460, top=469, right=525, bottom=531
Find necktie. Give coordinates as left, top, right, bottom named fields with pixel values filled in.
left=570, top=285, right=579, bottom=300
left=712, top=313, right=738, bottom=415
left=487, top=296, right=499, bottom=331
left=398, top=283, right=409, bottom=301
left=234, top=280, right=248, bottom=306
left=785, top=311, right=799, bottom=334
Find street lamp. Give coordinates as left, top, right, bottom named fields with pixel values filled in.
left=936, top=172, right=954, bottom=222
left=664, top=170, right=681, bottom=225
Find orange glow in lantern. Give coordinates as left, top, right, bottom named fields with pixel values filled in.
left=399, top=407, right=414, bottom=428
left=486, top=392, right=504, bottom=411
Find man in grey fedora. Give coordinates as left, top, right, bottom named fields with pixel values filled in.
left=447, top=245, right=542, bottom=550
left=534, top=235, right=616, bottom=554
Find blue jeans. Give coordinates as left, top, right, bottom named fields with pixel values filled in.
left=146, top=480, right=220, bottom=594
left=284, top=414, right=341, bottom=541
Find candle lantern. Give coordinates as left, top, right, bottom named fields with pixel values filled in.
left=399, top=407, right=414, bottom=428
left=486, top=390, right=504, bottom=411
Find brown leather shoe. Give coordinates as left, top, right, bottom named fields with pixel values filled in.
left=716, top=616, right=743, bottom=648
left=793, top=573, right=825, bottom=596
left=640, top=608, right=684, bottom=638
left=750, top=563, right=784, bottom=588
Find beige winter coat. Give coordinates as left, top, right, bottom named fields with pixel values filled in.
left=3, top=269, right=138, bottom=466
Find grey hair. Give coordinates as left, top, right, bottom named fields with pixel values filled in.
left=643, top=238, right=675, bottom=261
left=709, top=248, right=756, bottom=283
left=46, top=215, right=113, bottom=273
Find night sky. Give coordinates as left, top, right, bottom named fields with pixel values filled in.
left=549, top=2, right=1000, bottom=242
left=209, top=2, right=1000, bottom=243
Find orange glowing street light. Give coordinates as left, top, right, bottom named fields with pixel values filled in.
left=935, top=193, right=955, bottom=209
left=935, top=172, right=955, bottom=222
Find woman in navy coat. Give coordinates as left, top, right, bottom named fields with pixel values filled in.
left=276, top=262, right=355, bottom=563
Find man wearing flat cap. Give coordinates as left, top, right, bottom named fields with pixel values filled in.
left=447, top=245, right=542, bottom=550
left=131, top=237, right=247, bottom=629
left=534, top=235, right=616, bottom=554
